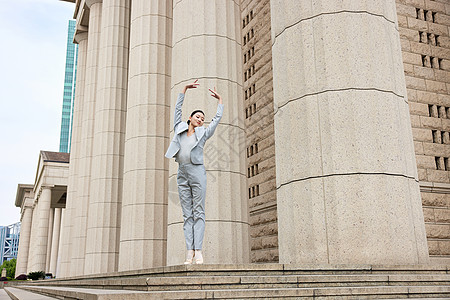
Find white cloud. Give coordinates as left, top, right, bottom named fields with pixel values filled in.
left=0, top=0, right=75, bottom=225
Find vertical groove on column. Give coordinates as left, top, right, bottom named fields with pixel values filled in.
left=85, top=0, right=130, bottom=275
left=118, top=0, right=173, bottom=271
left=167, top=0, right=249, bottom=265
left=58, top=33, right=88, bottom=278
left=71, top=2, right=103, bottom=276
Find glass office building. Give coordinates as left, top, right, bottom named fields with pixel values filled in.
left=59, top=20, right=78, bottom=153
left=0, top=223, right=20, bottom=263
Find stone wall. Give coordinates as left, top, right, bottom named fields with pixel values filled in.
left=396, top=0, right=450, bottom=259
left=241, top=0, right=449, bottom=262
left=240, top=0, right=278, bottom=263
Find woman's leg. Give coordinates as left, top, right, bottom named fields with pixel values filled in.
left=189, top=164, right=207, bottom=251
left=177, top=166, right=194, bottom=250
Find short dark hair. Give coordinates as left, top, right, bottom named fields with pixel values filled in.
left=187, top=110, right=205, bottom=125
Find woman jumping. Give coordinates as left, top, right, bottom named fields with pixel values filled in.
left=165, top=79, right=224, bottom=264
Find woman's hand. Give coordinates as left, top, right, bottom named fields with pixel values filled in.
left=182, top=79, right=199, bottom=94
left=209, top=87, right=223, bottom=104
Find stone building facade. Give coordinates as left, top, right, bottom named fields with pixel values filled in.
left=396, top=0, right=450, bottom=262
left=240, top=0, right=279, bottom=263
left=15, top=152, right=69, bottom=276
left=240, top=0, right=450, bottom=263
left=15, top=0, right=449, bottom=278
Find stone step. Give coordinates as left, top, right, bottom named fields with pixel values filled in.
left=20, top=273, right=450, bottom=291
left=3, top=287, right=57, bottom=300
left=143, top=274, right=450, bottom=291
left=20, top=264, right=450, bottom=284
left=0, top=289, right=12, bottom=300
left=17, top=284, right=450, bottom=299
left=11, top=265, right=450, bottom=299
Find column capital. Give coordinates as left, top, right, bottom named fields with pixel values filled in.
left=22, top=198, right=35, bottom=209
left=37, top=185, right=54, bottom=199
left=85, top=0, right=102, bottom=8
left=40, top=184, right=54, bottom=190
left=74, top=30, right=88, bottom=44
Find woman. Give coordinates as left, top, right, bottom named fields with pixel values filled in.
left=165, top=79, right=224, bottom=264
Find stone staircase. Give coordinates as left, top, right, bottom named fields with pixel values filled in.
left=2, top=264, right=450, bottom=299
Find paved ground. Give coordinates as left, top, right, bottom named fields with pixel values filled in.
left=0, top=289, right=9, bottom=300
left=3, top=287, right=58, bottom=299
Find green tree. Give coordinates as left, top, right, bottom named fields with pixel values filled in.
left=0, top=259, right=16, bottom=279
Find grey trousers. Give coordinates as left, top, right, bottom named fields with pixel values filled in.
left=177, top=163, right=207, bottom=250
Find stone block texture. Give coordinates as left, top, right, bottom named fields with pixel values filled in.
left=396, top=0, right=450, bottom=259
left=240, top=0, right=278, bottom=263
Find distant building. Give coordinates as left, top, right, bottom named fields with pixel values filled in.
left=0, top=222, right=20, bottom=263
left=59, top=20, right=78, bottom=153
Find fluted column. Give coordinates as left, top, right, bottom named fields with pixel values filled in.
left=29, top=187, right=52, bottom=272
left=45, top=208, right=54, bottom=272
left=167, top=0, right=249, bottom=264
left=118, top=0, right=172, bottom=271
left=270, top=0, right=429, bottom=264
left=26, top=200, right=39, bottom=273
left=15, top=199, right=34, bottom=276
left=49, top=208, right=62, bottom=276
left=58, top=30, right=88, bottom=278
left=55, top=211, right=64, bottom=277
left=85, top=0, right=130, bottom=275
left=71, top=0, right=103, bottom=276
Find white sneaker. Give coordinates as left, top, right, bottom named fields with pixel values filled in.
left=194, top=250, right=203, bottom=264
left=184, top=250, right=194, bottom=264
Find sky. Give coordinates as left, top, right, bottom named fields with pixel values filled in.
left=0, top=0, right=75, bottom=226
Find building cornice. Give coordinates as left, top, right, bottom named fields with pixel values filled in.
left=14, top=184, right=34, bottom=207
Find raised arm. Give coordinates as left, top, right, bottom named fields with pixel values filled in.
left=205, top=87, right=224, bottom=139
left=173, top=93, right=185, bottom=130
left=174, top=80, right=199, bottom=130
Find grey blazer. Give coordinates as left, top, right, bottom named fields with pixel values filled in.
left=165, top=93, right=224, bottom=165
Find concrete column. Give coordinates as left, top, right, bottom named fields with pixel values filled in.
left=26, top=200, right=39, bottom=273
left=85, top=0, right=130, bottom=275
left=45, top=208, right=55, bottom=272
left=55, top=209, right=65, bottom=277
left=270, top=0, right=429, bottom=264
left=58, top=31, right=88, bottom=278
left=70, top=0, right=103, bottom=276
left=15, top=199, right=34, bottom=276
left=49, top=208, right=62, bottom=276
left=118, top=0, right=172, bottom=271
left=167, top=0, right=249, bottom=265
left=29, top=187, right=52, bottom=272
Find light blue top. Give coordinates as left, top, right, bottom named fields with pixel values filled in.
left=165, top=93, right=224, bottom=165
left=176, top=131, right=197, bottom=164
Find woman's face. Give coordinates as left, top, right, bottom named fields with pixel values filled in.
left=190, top=112, right=205, bottom=127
